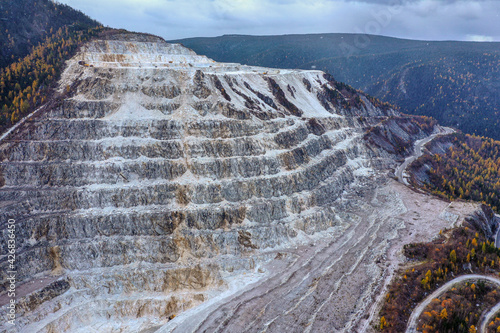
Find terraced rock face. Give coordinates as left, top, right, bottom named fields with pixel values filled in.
left=0, top=33, right=450, bottom=332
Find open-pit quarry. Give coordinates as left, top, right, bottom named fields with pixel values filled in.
left=0, top=32, right=492, bottom=333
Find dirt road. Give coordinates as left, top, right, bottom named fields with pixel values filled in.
left=480, top=298, right=500, bottom=333
left=495, top=215, right=500, bottom=248
left=406, top=274, right=500, bottom=333
left=0, top=276, right=60, bottom=307
left=395, top=127, right=454, bottom=185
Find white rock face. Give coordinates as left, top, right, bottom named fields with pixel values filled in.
left=78, top=39, right=214, bottom=68
left=0, top=33, right=471, bottom=333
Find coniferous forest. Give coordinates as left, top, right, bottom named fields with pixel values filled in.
left=380, top=225, right=500, bottom=333
left=0, top=0, right=102, bottom=134
left=380, top=133, right=500, bottom=332
left=411, top=134, right=500, bottom=213
left=0, top=0, right=100, bottom=68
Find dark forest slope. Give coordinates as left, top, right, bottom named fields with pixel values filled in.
left=0, top=0, right=99, bottom=68
left=0, top=0, right=103, bottom=133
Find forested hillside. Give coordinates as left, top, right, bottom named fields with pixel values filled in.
left=410, top=134, right=500, bottom=213
left=173, top=34, right=500, bottom=139
left=0, top=0, right=103, bottom=134
left=371, top=54, right=499, bottom=139
left=0, top=0, right=99, bottom=68
left=380, top=222, right=500, bottom=332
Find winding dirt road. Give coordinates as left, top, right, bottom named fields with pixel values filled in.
left=494, top=214, right=500, bottom=248
left=480, top=300, right=500, bottom=333
left=395, top=127, right=454, bottom=185
left=406, top=274, right=500, bottom=333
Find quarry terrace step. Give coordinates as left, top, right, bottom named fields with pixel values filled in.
left=0, top=34, right=429, bottom=333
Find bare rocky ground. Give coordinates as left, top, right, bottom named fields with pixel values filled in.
left=156, top=179, right=478, bottom=333
left=0, top=33, right=483, bottom=332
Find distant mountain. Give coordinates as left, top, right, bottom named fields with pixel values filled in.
left=0, top=0, right=100, bottom=68
left=172, top=34, right=500, bottom=139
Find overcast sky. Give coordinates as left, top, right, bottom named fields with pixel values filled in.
left=58, top=0, right=500, bottom=41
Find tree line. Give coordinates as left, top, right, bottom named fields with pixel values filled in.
left=0, top=25, right=104, bottom=133
left=379, top=225, right=500, bottom=332
left=412, top=133, right=500, bottom=213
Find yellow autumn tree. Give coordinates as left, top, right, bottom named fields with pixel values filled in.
left=440, top=308, right=448, bottom=320
left=450, top=250, right=457, bottom=263
left=380, top=316, right=387, bottom=330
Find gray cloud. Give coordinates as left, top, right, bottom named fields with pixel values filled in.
left=58, top=0, right=500, bottom=41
